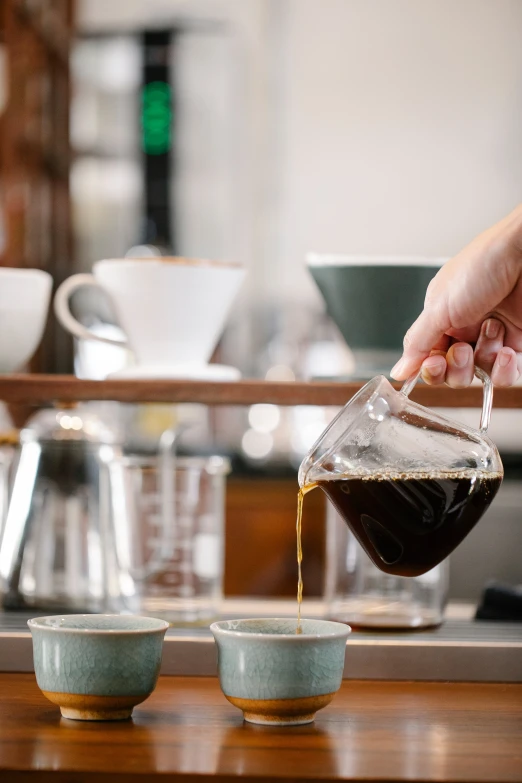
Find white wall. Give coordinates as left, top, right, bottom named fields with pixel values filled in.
left=78, top=0, right=522, bottom=312
left=271, top=0, right=522, bottom=305
left=78, top=0, right=279, bottom=315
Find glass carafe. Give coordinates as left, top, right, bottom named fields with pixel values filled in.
left=299, top=368, right=503, bottom=577
left=0, top=405, right=125, bottom=611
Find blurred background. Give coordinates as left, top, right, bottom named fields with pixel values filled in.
left=1, top=0, right=521, bottom=608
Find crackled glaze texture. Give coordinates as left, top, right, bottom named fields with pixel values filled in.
left=210, top=619, right=350, bottom=701
left=29, top=615, right=168, bottom=697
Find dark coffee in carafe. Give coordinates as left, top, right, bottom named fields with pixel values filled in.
left=318, top=470, right=502, bottom=577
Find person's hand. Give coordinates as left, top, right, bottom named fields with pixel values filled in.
left=391, top=204, right=522, bottom=387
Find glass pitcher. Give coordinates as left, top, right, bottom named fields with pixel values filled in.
left=299, top=368, right=503, bottom=577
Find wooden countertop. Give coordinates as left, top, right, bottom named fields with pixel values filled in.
left=0, top=674, right=521, bottom=782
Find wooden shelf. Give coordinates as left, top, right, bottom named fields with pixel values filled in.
left=1, top=374, right=522, bottom=407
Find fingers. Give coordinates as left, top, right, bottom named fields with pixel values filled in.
left=474, top=317, right=521, bottom=385
left=420, top=336, right=450, bottom=386
left=391, top=304, right=522, bottom=387
left=417, top=318, right=522, bottom=388
left=474, top=318, right=504, bottom=375
left=445, top=323, right=483, bottom=343
left=420, top=354, right=447, bottom=385
left=391, top=309, right=449, bottom=380
left=491, top=347, right=520, bottom=387
left=420, top=342, right=474, bottom=388
left=500, top=318, right=522, bottom=383
left=445, top=342, right=474, bottom=388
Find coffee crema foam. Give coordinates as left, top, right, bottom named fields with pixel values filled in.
left=316, top=469, right=504, bottom=482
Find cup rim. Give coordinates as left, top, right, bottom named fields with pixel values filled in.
left=210, top=617, right=351, bottom=640
left=95, top=256, right=243, bottom=270
left=28, top=614, right=169, bottom=635
left=307, top=254, right=448, bottom=268
left=120, top=454, right=231, bottom=475
left=0, top=267, right=53, bottom=282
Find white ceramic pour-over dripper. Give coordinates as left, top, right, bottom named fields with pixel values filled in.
left=298, top=367, right=502, bottom=487
left=54, top=258, right=245, bottom=379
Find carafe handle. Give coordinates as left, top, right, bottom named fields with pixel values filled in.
left=400, top=366, right=493, bottom=433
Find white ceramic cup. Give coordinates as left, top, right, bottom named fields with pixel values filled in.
left=0, top=268, right=53, bottom=373
left=54, top=258, right=245, bottom=379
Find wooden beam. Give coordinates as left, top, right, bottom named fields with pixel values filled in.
left=0, top=374, right=521, bottom=407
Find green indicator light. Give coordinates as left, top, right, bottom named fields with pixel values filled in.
left=141, top=81, right=172, bottom=155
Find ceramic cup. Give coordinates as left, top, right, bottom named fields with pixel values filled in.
left=28, top=614, right=169, bottom=721
left=54, top=257, right=245, bottom=380
left=0, top=268, right=52, bottom=373
left=210, top=618, right=350, bottom=726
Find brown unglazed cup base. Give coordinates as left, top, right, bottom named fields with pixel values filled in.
left=225, top=692, right=336, bottom=726
left=42, top=691, right=150, bottom=721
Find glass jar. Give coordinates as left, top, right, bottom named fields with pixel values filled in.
left=324, top=502, right=449, bottom=629
left=115, top=455, right=230, bottom=625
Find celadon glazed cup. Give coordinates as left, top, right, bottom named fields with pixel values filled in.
left=210, top=618, right=350, bottom=726
left=28, top=614, right=168, bottom=721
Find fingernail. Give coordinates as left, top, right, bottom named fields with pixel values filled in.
left=497, top=349, right=511, bottom=368
left=422, top=356, right=445, bottom=375
left=484, top=319, right=501, bottom=339
left=390, top=358, right=407, bottom=378
left=453, top=345, right=470, bottom=368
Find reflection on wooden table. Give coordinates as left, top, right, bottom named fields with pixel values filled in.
left=0, top=674, right=521, bottom=781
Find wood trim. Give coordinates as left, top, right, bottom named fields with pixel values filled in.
left=0, top=374, right=521, bottom=407
left=0, top=0, right=75, bottom=374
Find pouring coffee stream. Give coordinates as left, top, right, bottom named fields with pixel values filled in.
left=295, top=367, right=503, bottom=630
left=295, top=483, right=317, bottom=634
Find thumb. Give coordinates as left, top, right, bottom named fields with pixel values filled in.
left=391, top=308, right=449, bottom=380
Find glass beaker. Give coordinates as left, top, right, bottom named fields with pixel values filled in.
left=325, top=501, right=448, bottom=629
left=115, top=455, right=230, bottom=625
